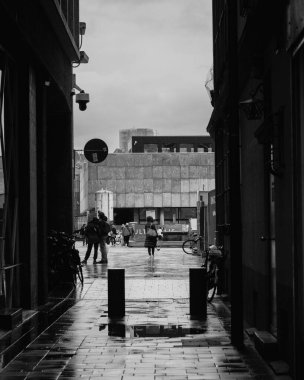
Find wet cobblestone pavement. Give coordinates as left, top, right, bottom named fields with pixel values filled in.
left=0, top=243, right=279, bottom=379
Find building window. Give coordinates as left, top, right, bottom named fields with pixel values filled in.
left=197, top=143, right=211, bottom=152
left=179, top=207, right=197, bottom=221
left=164, top=208, right=174, bottom=221
left=0, top=50, right=21, bottom=308
left=180, top=143, right=194, bottom=152
left=139, top=208, right=159, bottom=223
left=113, top=208, right=134, bottom=225
left=239, top=0, right=256, bottom=17
left=162, top=143, right=177, bottom=152
left=144, top=144, right=158, bottom=153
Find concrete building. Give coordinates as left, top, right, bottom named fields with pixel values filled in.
left=118, top=128, right=155, bottom=153
left=80, top=151, right=214, bottom=226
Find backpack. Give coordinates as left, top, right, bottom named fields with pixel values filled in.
left=122, top=226, right=131, bottom=236
left=147, top=228, right=157, bottom=237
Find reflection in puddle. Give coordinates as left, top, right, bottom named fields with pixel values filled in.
left=98, top=323, right=206, bottom=338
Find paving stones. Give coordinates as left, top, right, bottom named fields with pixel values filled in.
left=0, top=244, right=277, bottom=379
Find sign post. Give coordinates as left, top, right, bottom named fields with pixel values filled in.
left=84, top=138, right=108, bottom=163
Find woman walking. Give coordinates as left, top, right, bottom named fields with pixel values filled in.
left=121, top=223, right=132, bottom=247
left=144, top=216, right=157, bottom=256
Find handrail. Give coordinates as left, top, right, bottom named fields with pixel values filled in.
left=0, top=263, right=22, bottom=271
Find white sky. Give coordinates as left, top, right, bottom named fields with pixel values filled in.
left=74, top=0, right=213, bottom=153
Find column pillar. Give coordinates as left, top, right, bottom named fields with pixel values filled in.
left=160, top=208, right=165, bottom=225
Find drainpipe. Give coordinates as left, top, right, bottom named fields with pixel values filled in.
left=227, top=0, right=243, bottom=347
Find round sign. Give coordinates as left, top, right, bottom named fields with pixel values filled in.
left=84, top=139, right=108, bottom=163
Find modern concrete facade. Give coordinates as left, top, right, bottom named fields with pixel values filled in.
left=80, top=152, right=214, bottom=225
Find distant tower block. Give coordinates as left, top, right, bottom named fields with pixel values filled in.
left=119, top=128, right=154, bottom=152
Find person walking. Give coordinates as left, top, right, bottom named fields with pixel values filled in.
left=97, top=211, right=111, bottom=264
left=122, top=223, right=132, bottom=247
left=144, top=216, right=157, bottom=256
left=81, top=217, right=100, bottom=265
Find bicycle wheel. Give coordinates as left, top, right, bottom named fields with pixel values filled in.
left=207, top=262, right=218, bottom=302
left=182, top=239, right=196, bottom=254
left=72, top=272, right=77, bottom=287
left=77, top=265, right=84, bottom=285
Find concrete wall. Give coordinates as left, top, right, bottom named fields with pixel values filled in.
left=80, top=161, right=88, bottom=212
left=81, top=152, right=215, bottom=212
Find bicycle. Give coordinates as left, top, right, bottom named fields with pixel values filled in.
left=48, top=231, right=84, bottom=287
left=182, top=234, right=204, bottom=254
left=202, top=246, right=224, bottom=302
left=109, top=234, right=121, bottom=246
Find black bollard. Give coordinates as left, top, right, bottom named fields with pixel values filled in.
left=108, top=269, right=125, bottom=318
left=189, top=268, right=207, bottom=318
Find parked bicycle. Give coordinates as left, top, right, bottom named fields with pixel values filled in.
left=182, top=234, right=204, bottom=254
left=202, top=245, right=224, bottom=302
left=109, top=233, right=122, bottom=246
left=48, top=230, right=83, bottom=286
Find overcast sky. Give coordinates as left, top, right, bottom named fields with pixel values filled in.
left=74, top=0, right=213, bottom=153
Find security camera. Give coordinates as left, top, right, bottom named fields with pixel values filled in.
left=75, top=91, right=90, bottom=111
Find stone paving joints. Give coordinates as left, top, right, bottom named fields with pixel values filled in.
left=0, top=244, right=285, bottom=379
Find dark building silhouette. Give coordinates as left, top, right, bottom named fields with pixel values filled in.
left=0, top=0, right=79, bottom=320
left=131, top=135, right=214, bottom=153
left=208, top=0, right=304, bottom=377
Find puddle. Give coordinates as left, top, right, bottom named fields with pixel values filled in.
left=98, top=323, right=207, bottom=338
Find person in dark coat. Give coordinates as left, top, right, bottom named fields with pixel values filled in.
left=144, top=216, right=157, bottom=256
left=75, top=224, right=87, bottom=245
left=81, top=217, right=100, bottom=264
left=96, top=211, right=111, bottom=264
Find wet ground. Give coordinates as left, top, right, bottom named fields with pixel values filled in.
left=0, top=243, right=280, bottom=379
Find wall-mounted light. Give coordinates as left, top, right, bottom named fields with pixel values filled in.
left=79, top=22, right=86, bottom=36
left=73, top=22, right=89, bottom=67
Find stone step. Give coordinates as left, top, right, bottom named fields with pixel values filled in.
left=0, top=308, right=22, bottom=330
left=253, top=330, right=279, bottom=360
left=0, top=284, right=75, bottom=369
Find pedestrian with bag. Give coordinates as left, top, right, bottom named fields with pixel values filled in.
left=81, top=217, right=100, bottom=265
left=122, top=223, right=132, bottom=247
left=97, top=211, right=111, bottom=264
left=144, top=216, right=157, bottom=257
